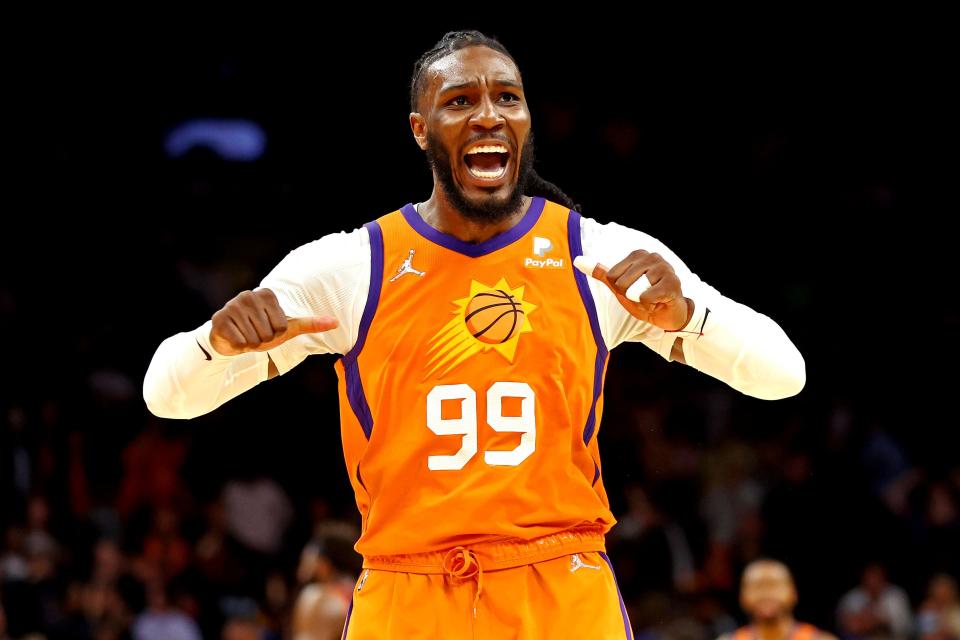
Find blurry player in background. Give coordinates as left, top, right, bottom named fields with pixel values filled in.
left=720, top=560, right=836, bottom=640
left=292, top=529, right=361, bottom=640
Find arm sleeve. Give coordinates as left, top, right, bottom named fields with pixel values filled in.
left=580, top=216, right=805, bottom=400
left=258, top=227, right=371, bottom=373
left=142, top=227, right=370, bottom=419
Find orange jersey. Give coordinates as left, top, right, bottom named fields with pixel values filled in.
left=334, top=197, right=616, bottom=558
left=733, top=623, right=820, bottom=640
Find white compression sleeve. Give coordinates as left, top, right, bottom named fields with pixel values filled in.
left=580, top=216, right=805, bottom=400
left=143, top=320, right=270, bottom=419
left=142, top=226, right=370, bottom=419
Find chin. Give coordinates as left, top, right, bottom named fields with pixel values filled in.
left=464, top=186, right=514, bottom=205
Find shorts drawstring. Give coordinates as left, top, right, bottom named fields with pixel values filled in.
left=442, top=546, right=484, bottom=618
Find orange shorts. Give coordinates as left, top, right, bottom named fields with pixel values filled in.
left=341, top=529, right=634, bottom=639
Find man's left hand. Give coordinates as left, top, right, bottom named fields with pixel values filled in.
left=575, top=251, right=693, bottom=331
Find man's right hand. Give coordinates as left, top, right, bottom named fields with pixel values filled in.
left=210, top=289, right=338, bottom=356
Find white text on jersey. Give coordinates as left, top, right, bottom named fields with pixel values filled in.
left=524, top=257, right=565, bottom=269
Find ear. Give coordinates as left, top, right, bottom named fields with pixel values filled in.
left=410, top=112, right=428, bottom=151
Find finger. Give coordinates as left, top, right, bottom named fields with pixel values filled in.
left=574, top=255, right=650, bottom=304
left=573, top=255, right=601, bottom=278
left=574, top=256, right=614, bottom=283
left=613, top=262, right=656, bottom=299
left=624, top=275, right=652, bottom=303
left=231, top=316, right=260, bottom=347
left=217, top=322, right=247, bottom=351
left=636, top=266, right=680, bottom=305
left=606, top=250, right=650, bottom=284
left=638, top=279, right=679, bottom=308
left=247, top=305, right=277, bottom=342
left=261, top=299, right=288, bottom=335
left=639, top=262, right=675, bottom=286
left=286, top=316, right=339, bottom=336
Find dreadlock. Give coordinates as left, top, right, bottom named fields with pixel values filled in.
left=410, top=30, right=582, bottom=213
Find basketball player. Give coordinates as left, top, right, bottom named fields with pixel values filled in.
left=144, top=31, right=806, bottom=639
left=719, top=560, right=836, bottom=640
left=292, top=531, right=361, bottom=640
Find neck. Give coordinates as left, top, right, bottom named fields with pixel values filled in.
left=416, top=185, right=531, bottom=245
left=754, top=617, right=796, bottom=640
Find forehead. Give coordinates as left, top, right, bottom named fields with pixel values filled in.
left=424, top=46, right=521, bottom=93
left=744, top=563, right=791, bottom=585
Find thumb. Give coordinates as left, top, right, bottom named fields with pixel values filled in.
left=285, top=316, right=339, bottom=336
left=573, top=256, right=650, bottom=303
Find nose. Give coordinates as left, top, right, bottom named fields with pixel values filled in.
left=469, top=93, right=505, bottom=131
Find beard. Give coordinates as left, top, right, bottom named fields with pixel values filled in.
left=425, top=131, right=536, bottom=224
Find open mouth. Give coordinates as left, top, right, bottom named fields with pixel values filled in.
left=463, top=143, right=511, bottom=182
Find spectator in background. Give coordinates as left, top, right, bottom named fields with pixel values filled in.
left=4, top=406, right=32, bottom=523
left=194, top=499, right=243, bottom=597
left=52, top=579, right=131, bottom=640
left=261, top=571, right=290, bottom=640
left=915, top=483, right=960, bottom=581
left=131, top=580, right=201, bottom=640
left=700, top=442, right=765, bottom=592
left=719, top=559, right=836, bottom=640
left=607, top=482, right=697, bottom=599
left=221, top=617, right=263, bottom=640
left=221, top=473, right=293, bottom=559
left=292, top=526, right=362, bottom=640
left=117, top=421, right=191, bottom=518
left=1, top=526, right=29, bottom=583
left=218, top=470, right=293, bottom=601
left=917, top=574, right=960, bottom=640
left=700, top=443, right=764, bottom=551
left=859, top=426, right=917, bottom=518
left=24, top=495, right=59, bottom=567
left=91, top=539, right=126, bottom=587
left=139, top=507, right=190, bottom=582
left=838, top=562, right=913, bottom=640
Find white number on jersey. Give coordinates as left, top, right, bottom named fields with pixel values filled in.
left=425, top=382, right=536, bottom=470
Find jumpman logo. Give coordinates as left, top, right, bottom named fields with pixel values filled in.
left=389, top=249, right=426, bottom=282
left=569, top=553, right=601, bottom=573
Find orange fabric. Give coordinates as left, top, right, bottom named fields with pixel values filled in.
left=794, top=623, right=819, bottom=640
left=342, top=551, right=633, bottom=639
left=733, top=622, right=822, bottom=640
left=442, top=547, right=483, bottom=618
left=335, top=198, right=615, bottom=561
left=361, top=524, right=605, bottom=573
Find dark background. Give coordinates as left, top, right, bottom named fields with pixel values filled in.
left=3, top=15, right=957, bottom=640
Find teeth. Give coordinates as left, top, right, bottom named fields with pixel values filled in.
left=466, top=144, right=509, bottom=155
left=468, top=165, right=507, bottom=180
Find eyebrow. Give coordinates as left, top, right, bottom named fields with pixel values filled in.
left=439, top=79, right=523, bottom=93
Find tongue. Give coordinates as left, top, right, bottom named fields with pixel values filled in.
left=468, top=153, right=506, bottom=171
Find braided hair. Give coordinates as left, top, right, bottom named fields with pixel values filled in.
left=410, top=30, right=581, bottom=212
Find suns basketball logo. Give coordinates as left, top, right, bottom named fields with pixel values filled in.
left=425, top=278, right=537, bottom=377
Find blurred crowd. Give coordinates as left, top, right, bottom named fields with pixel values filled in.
left=1, top=355, right=958, bottom=640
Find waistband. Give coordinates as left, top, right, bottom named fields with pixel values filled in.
left=361, top=524, right=607, bottom=573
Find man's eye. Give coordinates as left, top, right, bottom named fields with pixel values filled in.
left=449, top=96, right=470, bottom=106
left=499, top=93, right=520, bottom=102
